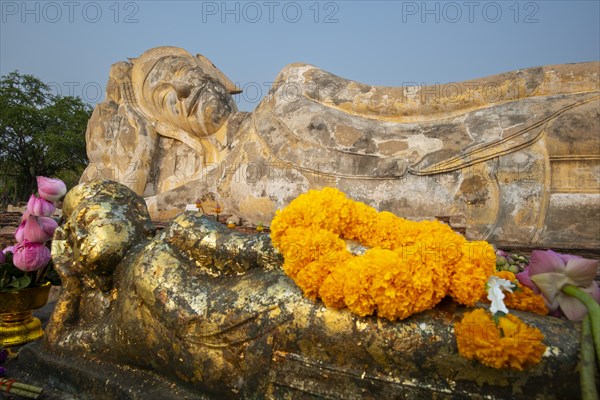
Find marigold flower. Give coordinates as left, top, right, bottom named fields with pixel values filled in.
left=455, top=309, right=546, bottom=370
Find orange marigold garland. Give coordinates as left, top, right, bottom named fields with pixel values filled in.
left=455, top=309, right=546, bottom=370
left=270, top=187, right=496, bottom=321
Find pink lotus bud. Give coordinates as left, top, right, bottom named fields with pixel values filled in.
left=23, top=215, right=57, bottom=243
left=15, top=220, right=26, bottom=243
left=12, top=240, right=51, bottom=272
left=27, top=194, right=56, bottom=217
left=36, top=176, right=67, bottom=202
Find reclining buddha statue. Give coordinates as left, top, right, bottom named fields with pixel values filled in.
left=79, top=46, right=600, bottom=249
left=45, top=180, right=580, bottom=399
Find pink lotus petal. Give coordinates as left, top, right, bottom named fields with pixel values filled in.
left=26, top=194, right=36, bottom=214
left=20, top=210, right=31, bottom=223
left=545, top=296, right=561, bottom=313
left=27, top=195, right=56, bottom=217
left=15, top=220, right=26, bottom=243
left=529, top=250, right=565, bottom=275
left=23, top=215, right=53, bottom=243
left=558, top=293, right=589, bottom=321
left=516, top=267, right=539, bottom=293
left=558, top=253, right=582, bottom=264
left=531, top=272, right=569, bottom=303
left=581, top=282, right=600, bottom=304
left=38, top=217, right=58, bottom=238
left=565, top=257, right=598, bottom=287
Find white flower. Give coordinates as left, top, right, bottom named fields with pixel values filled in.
left=486, top=276, right=515, bottom=315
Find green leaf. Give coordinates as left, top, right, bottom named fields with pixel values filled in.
left=7, top=274, right=31, bottom=290
left=491, top=311, right=507, bottom=325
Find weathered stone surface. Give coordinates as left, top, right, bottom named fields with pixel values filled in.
left=80, top=47, right=599, bottom=250
left=45, top=181, right=586, bottom=399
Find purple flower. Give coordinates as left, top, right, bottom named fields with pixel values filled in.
left=0, top=251, right=4, bottom=264
left=496, top=249, right=510, bottom=257
left=36, top=176, right=66, bottom=202
left=527, top=249, right=600, bottom=321
left=2, top=246, right=15, bottom=255
left=12, top=240, right=51, bottom=272
left=27, top=194, right=56, bottom=217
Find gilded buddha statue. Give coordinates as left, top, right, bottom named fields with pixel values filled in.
left=45, top=180, right=580, bottom=398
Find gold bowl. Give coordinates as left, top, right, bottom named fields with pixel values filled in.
left=0, top=283, right=52, bottom=347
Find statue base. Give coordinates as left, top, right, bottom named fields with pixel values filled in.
left=9, top=341, right=212, bottom=400
left=8, top=300, right=589, bottom=400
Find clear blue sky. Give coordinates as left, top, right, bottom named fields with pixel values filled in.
left=1, top=1, right=599, bottom=111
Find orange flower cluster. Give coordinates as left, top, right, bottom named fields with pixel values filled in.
left=484, top=271, right=548, bottom=315
left=270, top=187, right=496, bottom=320
left=455, top=309, right=546, bottom=370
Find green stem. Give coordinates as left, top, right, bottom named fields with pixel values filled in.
left=34, top=263, right=49, bottom=286
left=562, top=284, right=600, bottom=363
left=580, top=315, right=598, bottom=400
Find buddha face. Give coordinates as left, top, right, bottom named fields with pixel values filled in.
left=140, top=55, right=237, bottom=137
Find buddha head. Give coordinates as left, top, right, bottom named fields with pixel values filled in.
left=54, top=180, right=155, bottom=284
left=128, top=46, right=241, bottom=137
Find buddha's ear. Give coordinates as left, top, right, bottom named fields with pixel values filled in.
left=195, top=53, right=242, bottom=94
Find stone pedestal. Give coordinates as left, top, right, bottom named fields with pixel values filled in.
left=9, top=302, right=586, bottom=400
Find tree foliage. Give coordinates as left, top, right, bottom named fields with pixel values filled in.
left=0, top=71, right=92, bottom=204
